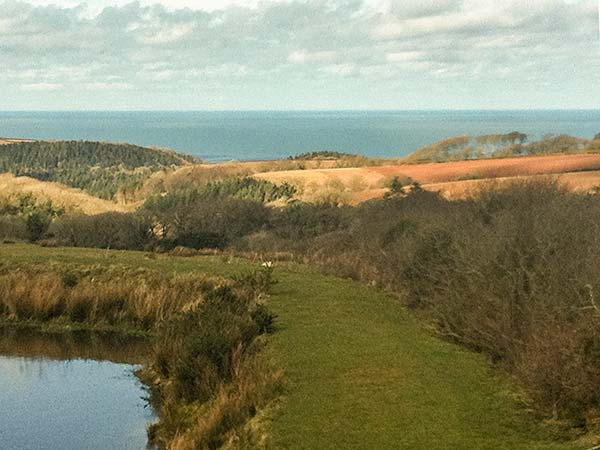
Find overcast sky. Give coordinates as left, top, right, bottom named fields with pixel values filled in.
left=1, top=0, right=598, bottom=110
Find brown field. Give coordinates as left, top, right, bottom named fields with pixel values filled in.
left=130, top=158, right=343, bottom=200
left=0, top=138, right=34, bottom=145
left=426, top=170, right=600, bottom=199
left=255, top=153, right=600, bottom=203
left=0, top=173, right=131, bottom=214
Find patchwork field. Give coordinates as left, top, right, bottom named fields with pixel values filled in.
left=255, top=153, right=600, bottom=203
left=425, top=170, right=600, bottom=199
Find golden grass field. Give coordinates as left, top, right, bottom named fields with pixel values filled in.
left=0, top=173, right=130, bottom=214
left=255, top=153, right=600, bottom=203
left=0, top=138, right=34, bottom=145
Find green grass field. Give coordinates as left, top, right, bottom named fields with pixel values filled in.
left=0, top=243, right=583, bottom=450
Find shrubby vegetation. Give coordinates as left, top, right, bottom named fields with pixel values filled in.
left=0, top=265, right=212, bottom=329
left=287, top=150, right=393, bottom=169
left=239, top=181, right=600, bottom=428
left=5, top=168, right=600, bottom=431
left=49, top=212, right=152, bottom=250
left=0, top=194, right=64, bottom=242
left=0, top=140, right=195, bottom=199
left=408, top=132, right=598, bottom=162
left=288, top=150, right=358, bottom=160
left=0, top=262, right=280, bottom=449
left=144, top=177, right=296, bottom=208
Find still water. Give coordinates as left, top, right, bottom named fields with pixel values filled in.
left=0, top=329, right=154, bottom=450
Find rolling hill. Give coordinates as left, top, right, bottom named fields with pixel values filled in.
left=0, top=140, right=197, bottom=199
left=0, top=173, right=130, bottom=215
left=406, top=132, right=599, bottom=163
left=255, top=153, right=600, bottom=203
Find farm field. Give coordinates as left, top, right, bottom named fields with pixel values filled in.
left=255, top=153, right=600, bottom=203
left=423, top=170, right=600, bottom=199
left=0, top=138, right=33, bottom=145
left=0, top=243, right=584, bottom=450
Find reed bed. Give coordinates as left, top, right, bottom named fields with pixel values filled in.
left=0, top=263, right=280, bottom=449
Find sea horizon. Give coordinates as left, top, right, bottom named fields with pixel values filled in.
left=1, top=109, right=599, bottom=162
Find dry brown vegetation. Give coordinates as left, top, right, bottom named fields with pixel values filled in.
left=0, top=173, right=131, bottom=214
left=255, top=154, right=600, bottom=203
left=0, top=262, right=280, bottom=450
left=128, top=158, right=371, bottom=202
left=235, top=179, right=600, bottom=432
left=426, top=171, right=600, bottom=199
left=0, top=138, right=34, bottom=145
left=0, top=266, right=219, bottom=329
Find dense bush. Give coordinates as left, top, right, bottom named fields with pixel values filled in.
left=146, top=196, right=271, bottom=250
left=270, top=202, right=351, bottom=242
left=0, top=194, right=63, bottom=242
left=288, top=150, right=358, bottom=160
left=237, top=181, right=600, bottom=426
left=50, top=212, right=153, bottom=250
left=142, top=267, right=280, bottom=449
left=144, top=177, right=295, bottom=210
left=0, top=215, right=26, bottom=241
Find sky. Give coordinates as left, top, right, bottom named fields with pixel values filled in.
left=1, top=0, right=599, bottom=110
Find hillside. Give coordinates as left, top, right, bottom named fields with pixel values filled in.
left=3, top=134, right=600, bottom=207
left=406, top=132, right=598, bottom=163
left=0, top=138, right=34, bottom=145
left=0, top=173, right=130, bottom=214
left=424, top=170, right=600, bottom=199
left=0, top=140, right=197, bottom=199
left=256, top=153, right=600, bottom=203
left=128, top=158, right=375, bottom=202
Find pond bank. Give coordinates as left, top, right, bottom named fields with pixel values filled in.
left=0, top=327, right=155, bottom=450
left=0, top=243, right=587, bottom=449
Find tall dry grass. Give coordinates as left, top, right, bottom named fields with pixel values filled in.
left=0, top=263, right=281, bottom=449
left=0, top=266, right=223, bottom=330
left=138, top=267, right=281, bottom=450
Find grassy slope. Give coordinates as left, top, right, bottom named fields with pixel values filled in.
left=0, top=244, right=581, bottom=450
left=255, top=153, right=600, bottom=203
left=0, top=173, right=130, bottom=215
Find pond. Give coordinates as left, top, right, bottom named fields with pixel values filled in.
left=0, top=328, right=156, bottom=450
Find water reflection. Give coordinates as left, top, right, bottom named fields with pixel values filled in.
left=0, top=327, right=155, bottom=450
left=0, top=327, right=151, bottom=364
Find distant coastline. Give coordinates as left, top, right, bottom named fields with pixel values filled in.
left=0, top=110, right=599, bottom=161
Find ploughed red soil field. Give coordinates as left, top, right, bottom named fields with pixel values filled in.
left=255, top=153, right=600, bottom=203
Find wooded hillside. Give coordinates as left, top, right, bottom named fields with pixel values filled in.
left=0, top=140, right=196, bottom=199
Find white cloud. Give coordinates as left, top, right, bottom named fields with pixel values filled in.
left=20, top=82, right=63, bottom=91
left=84, top=81, right=131, bottom=90
left=320, top=63, right=357, bottom=76
left=386, top=51, right=425, bottom=62
left=0, top=0, right=598, bottom=109
left=288, top=49, right=338, bottom=64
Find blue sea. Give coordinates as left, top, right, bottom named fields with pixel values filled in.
left=0, top=110, right=598, bottom=162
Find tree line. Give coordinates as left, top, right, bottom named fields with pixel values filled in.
left=0, top=140, right=195, bottom=199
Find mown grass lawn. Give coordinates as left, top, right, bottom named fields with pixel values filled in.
left=0, top=243, right=582, bottom=450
